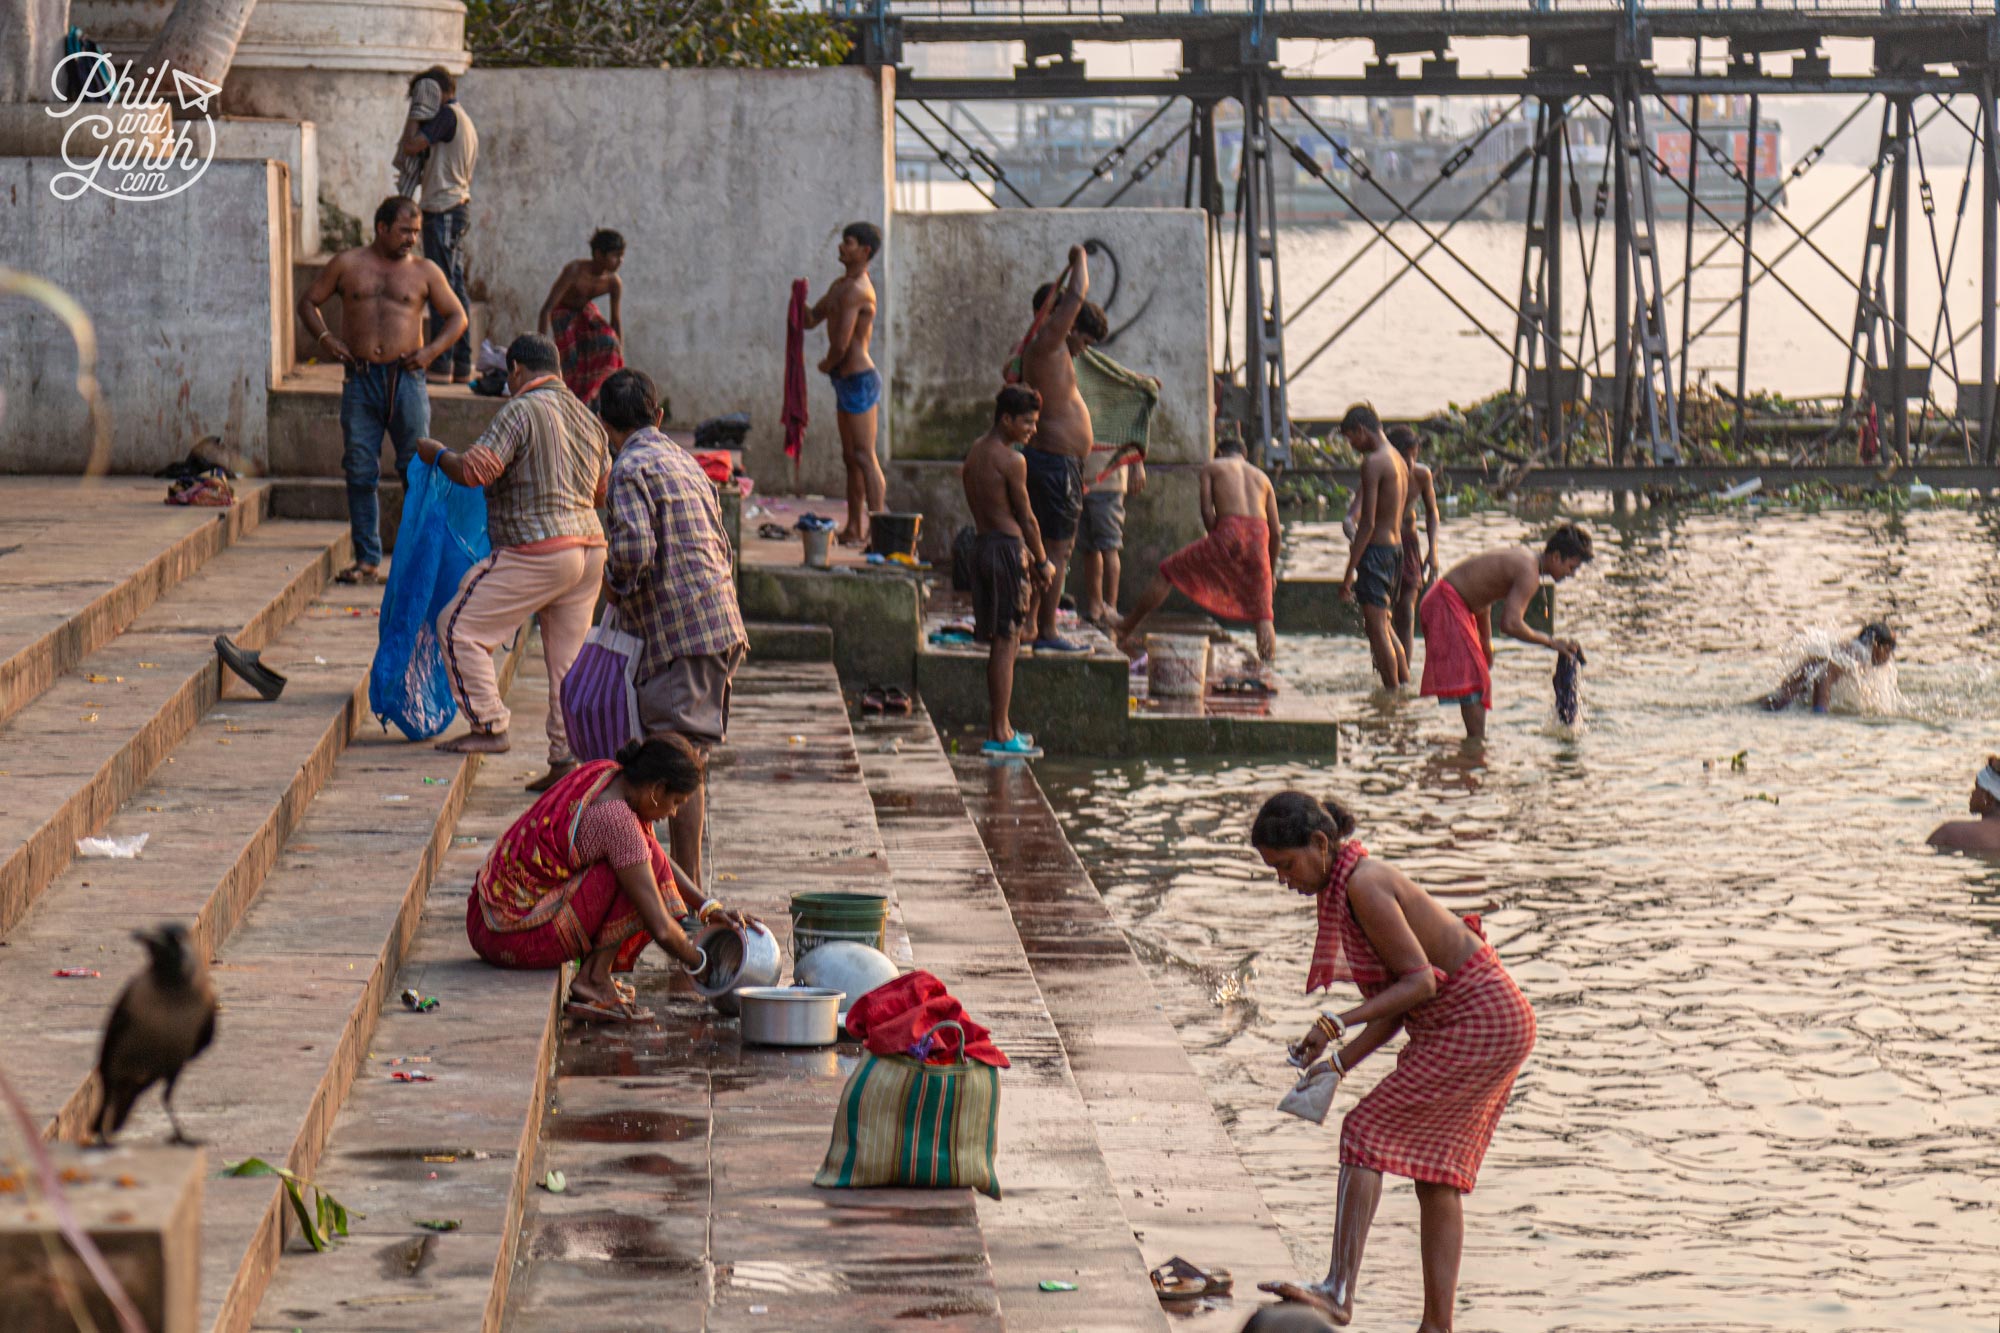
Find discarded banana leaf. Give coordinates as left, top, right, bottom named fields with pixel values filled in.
left=224, top=1157, right=361, bottom=1252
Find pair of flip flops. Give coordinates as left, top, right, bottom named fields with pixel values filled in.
left=1150, top=1257, right=1233, bottom=1303
left=756, top=522, right=791, bottom=541
left=334, top=563, right=384, bottom=585
left=860, top=686, right=913, bottom=716
left=564, top=980, right=649, bottom=1024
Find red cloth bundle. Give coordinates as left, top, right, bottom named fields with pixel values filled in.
left=691, top=450, right=733, bottom=486
left=843, top=970, right=1010, bottom=1069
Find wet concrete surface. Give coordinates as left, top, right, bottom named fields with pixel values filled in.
left=854, top=709, right=1174, bottom=1332
left=504, top=662, right=1001, bottom=1332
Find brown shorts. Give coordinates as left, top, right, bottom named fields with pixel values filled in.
left=636, top=644, right=747, bottom=749
left=970, top=532, right=1030, bottom=643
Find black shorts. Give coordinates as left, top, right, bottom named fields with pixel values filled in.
left=1355, top=542, right=1401, bottom=609
left=1023, top=447, right=1084, bottom=546
left=971, top=533, right=1030, bottom=642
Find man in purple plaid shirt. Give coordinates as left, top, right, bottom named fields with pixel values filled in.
left=600, top=369, right=748, bottom=886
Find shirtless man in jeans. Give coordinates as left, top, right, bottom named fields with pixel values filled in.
left=298, top=195, right=468, bottom=585
left=961, top=385, right=1055, bottom=759
left=805, top=221, right=886, bottom=548
left=1339, top=403, right=1411, bottom=689
left=1021, top=244, right=1106, bottom=654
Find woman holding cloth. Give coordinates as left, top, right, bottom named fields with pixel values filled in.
left=1250, top=792, right=1536, bottom=1330
left=466, top=734, right=753, bottom=1022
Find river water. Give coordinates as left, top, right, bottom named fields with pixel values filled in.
left=1041, top=504, right=2000, bottom=1331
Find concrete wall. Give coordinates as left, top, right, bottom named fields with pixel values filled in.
left=884, top=207, right=1213, bottom=592
left=0, top=159, right=287, bottom=473
left=213, top=117, right=320, bottom=258
left=461, top=67, right=895, bottom=497
left=887, top=208, right=1212, bottom=466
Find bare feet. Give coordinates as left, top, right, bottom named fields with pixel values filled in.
left=1256, top=620, right=1279, bottom=663
left=1255, top=1281, right=1351, bottom=1326
left=436, top=729, right=510, bottom=755
left=525, top=760, right=577, bottom=792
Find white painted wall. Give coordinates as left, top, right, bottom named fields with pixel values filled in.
left=0, top=159, right=286, bottom=473
left=462, top=66, right=895, bottom=496
left=888, top=208, right=1213, bottom=465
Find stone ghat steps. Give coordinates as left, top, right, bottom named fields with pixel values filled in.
left=0, top=519, right=347, bottom=941
left=249, top=654, right=561, bottom=1333
left=0, top=503, right=534, bottom=1333
left=502, top=660, right=1002, bottom=1332
left=0, top=479, right=273, bottom=731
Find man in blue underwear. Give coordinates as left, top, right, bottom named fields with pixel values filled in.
left=1338, top=403, right=1410, bottom=689
left=806, top=221, right=886, bottom=547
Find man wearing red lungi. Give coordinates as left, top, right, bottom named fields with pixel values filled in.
left=1420, top=524, right=1593, bottom=741
left=1115, top=437, right=1282, bottom=662
left=1249, top=791, right=1538, bottom=1332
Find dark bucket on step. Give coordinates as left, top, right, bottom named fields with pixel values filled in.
left=867, top=513, right=922, bottom=560
left=790, top=891, right=890, bottom=958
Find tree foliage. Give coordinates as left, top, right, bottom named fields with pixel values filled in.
left=465, top=0, right=852, bottom=68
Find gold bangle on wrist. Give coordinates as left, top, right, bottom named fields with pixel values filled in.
left=698, top=900, right=722, bottom=923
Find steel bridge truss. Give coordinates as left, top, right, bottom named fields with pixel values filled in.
left=877, top=11, right=2000, bottom=468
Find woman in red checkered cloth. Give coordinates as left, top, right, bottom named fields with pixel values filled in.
left=1250, top=792, right=1536, bottom=1330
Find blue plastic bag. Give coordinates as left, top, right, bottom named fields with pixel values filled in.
left=369, top=457, right=490, bottom=740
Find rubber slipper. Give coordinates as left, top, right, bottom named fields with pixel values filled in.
left=860, top=686, right=887, bottom=715
left=564, top=997, right=653, bottom=1024
left=215, top=635, right=287, bottom=701
left=1151, top=1256, right=1233, bottom=1302
left=334, top=563, right=383, bottom=586
left=882, top=686, right=913, bottom=716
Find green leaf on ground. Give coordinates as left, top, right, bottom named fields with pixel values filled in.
left=223, top=1157, right=363, bottom=1252
left=541, top=1169, right=567, bottom=1193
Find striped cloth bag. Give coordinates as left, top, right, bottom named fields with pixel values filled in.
left=558, top=619, right=643, bottom=762
left=814, top=1026, right=1002, bottom=1200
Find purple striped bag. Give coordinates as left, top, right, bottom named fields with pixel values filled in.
left=559, top=620, right=643, bottom=762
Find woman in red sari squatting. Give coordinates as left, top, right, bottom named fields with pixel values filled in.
left=466, top=735, right=753, bottom=1023
left=1250, top=792, right=1535, bottom=1331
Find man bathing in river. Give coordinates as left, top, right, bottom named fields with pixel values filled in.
left=803, top=222, right=885, bottom=548
left=1339, top=404, right=1411, bottom=689
left=1115, top=437, right=1281, bottom=662
left=1759, top=622, right=1896, bottom=713
left=1388, top=425, right=1441, bottom=667
left=1927, top=757, right=2000, bottom=854
left=1421, top=525, right=1592, bottom=741
left=1021, top=245, right=1106, bottom=655
left=297, top=195, right=468, bottom=586
left=962, top=385, right=1056, bottom=760
left=537, top=228, right=626, bottom=406
left=1250, top=792, right=1536, bottom=1331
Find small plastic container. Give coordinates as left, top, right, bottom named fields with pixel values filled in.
left=1146, top=634, right=1211, bottom=698
left=800, top=527, right=832, bottom=569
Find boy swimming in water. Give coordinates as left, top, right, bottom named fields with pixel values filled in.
left=1759, top=622, right=1896, bottom=713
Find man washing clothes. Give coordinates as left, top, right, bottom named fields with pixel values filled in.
left=538, top=228, right=627, bottom=406
left=415, top=334, right=610, bottom=792
left=296, top=195, right=467, bottom=587
left=804, top=222, right=885, bottom=548
left=1422, top=524, right=1592, bottom=741
left=1021, top=244, right=1106, bottom=655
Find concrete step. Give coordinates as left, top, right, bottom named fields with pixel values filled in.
left=0, top=479, right=272, bottom=729
left=744, top=619, right=834, bottom=662
left=504, top=660, right=1002, bottom=1331
left=851, top=707, right=1167, bottom=1332
left=0, top=520, right=349, bottom=940
left=102, top=654, right=525, bottom=1333
left=250, top=655, right=559, bottom=1333
left=268, top=363, right=505, bottom=479
left=0, top=581, right=390, bottom=1142
left=269, top=478, right=404, bottom=553
left=948, top=739, right=1302, bottom=1319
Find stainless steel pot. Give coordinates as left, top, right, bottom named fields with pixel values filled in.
left=689, top=921, right=782, bottom=1017
left=736, top=986, right=842, bottom=1047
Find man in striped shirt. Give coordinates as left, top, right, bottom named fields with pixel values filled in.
left=599, top=369, right=747, bottom=886
left=414, top=334, right=610, bottom=791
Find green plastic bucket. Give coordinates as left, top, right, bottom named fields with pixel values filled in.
left=790, top=891, right=890, bottom=957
